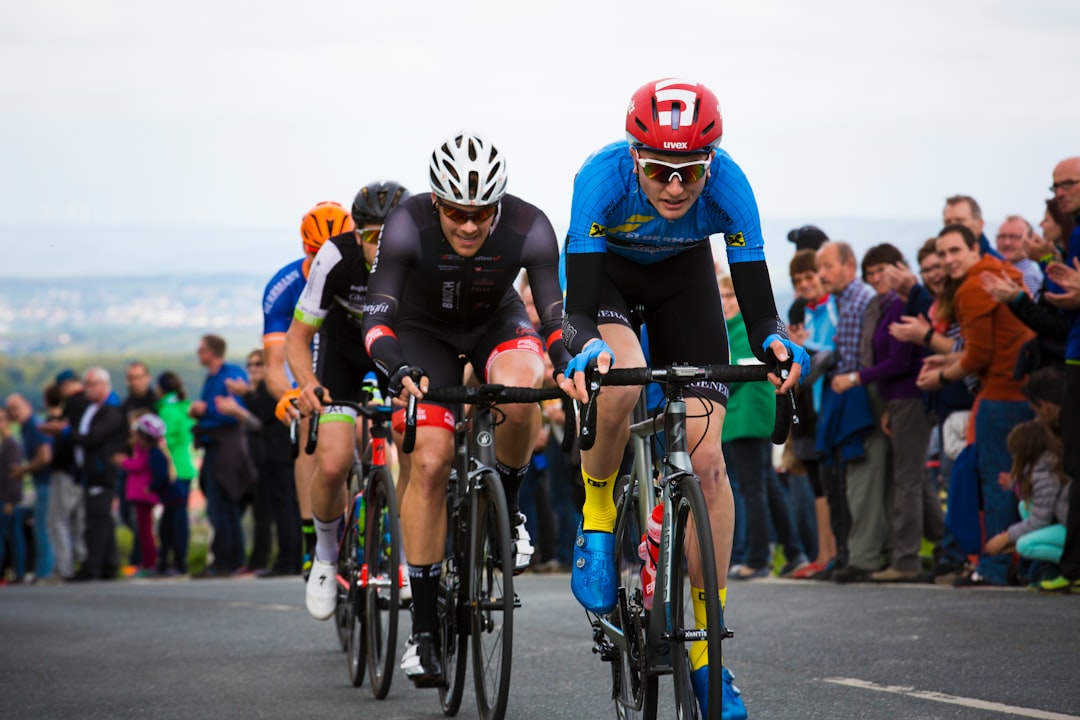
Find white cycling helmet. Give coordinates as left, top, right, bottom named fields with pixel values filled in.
left=428, top=131, right=508, bottom=206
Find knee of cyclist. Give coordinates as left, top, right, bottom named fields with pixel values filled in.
left=598, top=385, right=641, bottom=417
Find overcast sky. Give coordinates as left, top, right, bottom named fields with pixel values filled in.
left=2, top=0, right=1078, bottom=277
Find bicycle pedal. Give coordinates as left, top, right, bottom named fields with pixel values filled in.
left=513, top=592, right=522, bottom=608
left=723, top=626, right=734, bottom=639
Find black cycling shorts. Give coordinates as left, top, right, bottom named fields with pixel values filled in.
left=595, top=241, right=730, bottom=405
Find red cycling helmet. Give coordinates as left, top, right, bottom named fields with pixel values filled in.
left=625, top=78, right=723, bottom=153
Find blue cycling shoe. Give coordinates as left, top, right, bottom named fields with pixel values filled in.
left=570, top=522, right=617, bottom=614
left=691, top=665, right=747, bottom=720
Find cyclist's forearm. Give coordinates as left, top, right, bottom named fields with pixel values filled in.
left=730, top=260, right=786, bottom=362
left=563, top=251, right=606, bottom=355
left=285, top=319, right=318, bottom=390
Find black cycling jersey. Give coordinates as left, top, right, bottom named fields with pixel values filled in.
left=294, top=231, right=371, bottom=341
left=362, top=193, right=571, bottom=379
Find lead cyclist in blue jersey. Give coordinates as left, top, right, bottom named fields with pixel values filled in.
left=558, top=78, right=809, bottom=720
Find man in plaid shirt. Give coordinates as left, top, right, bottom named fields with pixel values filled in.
left=815, top=241, right=892, bottom=583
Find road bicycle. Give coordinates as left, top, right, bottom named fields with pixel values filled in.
left=577, top=361, right=793, bottom=720
left=401, top=382, right=567, bottom=720
left=300, top=386, right=404, bottom=699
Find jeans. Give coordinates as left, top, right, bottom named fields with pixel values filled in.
left=32, top=481, right=55, bottom=578
left=544, top=436, right=581, bottom=568
left=974, top=399, right=1034, bottom=585
left=0, top=506, right=28, bottom=580
left=158, top=480, right=190, bottom=574
left=261, top=463, right=302, bottom=574
left=202, top=444, right=245, bottom=572
left=724, top=438, right=806, bottom=570
left=786, top=473, right=819, bottom=563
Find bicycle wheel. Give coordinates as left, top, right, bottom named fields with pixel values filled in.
left=342, top=487, right=367, bottom=687
left=668, top=475, right=722, bottom=720
left=364, top=466, right=401, bottom=699
left=470, top=470, right=514, bottom=720
left=612, top=475, right=657, bottom=720
left=338, top=464, right=364, bottom=653
left=438, top=554, right=468, bottom=716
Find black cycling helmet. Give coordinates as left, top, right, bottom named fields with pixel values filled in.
left=351, top=181, right=410, bottom=226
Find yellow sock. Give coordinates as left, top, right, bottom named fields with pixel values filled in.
left=690, top=587, right=726, bottom=671
left=581, top=469, right=618, bottom=532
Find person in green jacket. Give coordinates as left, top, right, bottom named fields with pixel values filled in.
left=720, top=274, right=810, bottom=579
left=155, top=371, right=197, bottom=575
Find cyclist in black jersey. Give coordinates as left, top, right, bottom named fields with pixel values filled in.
left=361, top=131, right=571, bottom=687
left=286, top=181, right=411, bottom=621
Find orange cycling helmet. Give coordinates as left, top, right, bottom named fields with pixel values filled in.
left=300, top=201, right=355, bottom=255
left=626, top=78, right=723, bottom=153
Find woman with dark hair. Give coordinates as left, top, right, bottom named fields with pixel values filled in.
left=155, top=371, right=195, bottom=575
left=833, top=243, right=944, bottom=581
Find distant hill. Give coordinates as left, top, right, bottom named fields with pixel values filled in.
left=0, top=274, right=264, bottom=357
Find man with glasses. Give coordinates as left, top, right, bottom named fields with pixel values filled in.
left=359, top=134, right=570, bottom=687
left=1040, top=156, right=1080, bottom=593
left=994, top=215, right=1044, bottom=297
left=263, top=201, right=354, bottom=581
left=558, top=78, right=807, bottom=720
left=287, top=182, right=412, bottom=620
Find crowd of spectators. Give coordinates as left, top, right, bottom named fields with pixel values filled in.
left=3, top=157, right=1078, bottom=596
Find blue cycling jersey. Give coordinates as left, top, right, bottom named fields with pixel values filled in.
left=262, top=256, right=309, bottom=387
left=563, top=141, right=766, bottom=266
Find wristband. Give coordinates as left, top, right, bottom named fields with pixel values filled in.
left=922, top=328, right=933, bottom=347
left=1039, top=254, right=1054, bottom=265
left=938, top=370, right=946, bottom=385
left=1012, top=291, right=1026, bottom=306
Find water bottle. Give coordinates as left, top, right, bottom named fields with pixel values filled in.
left=355, top=491, right=366, bottom=565
left=362, top=371, right=383, bottom=405
left=638, top=502, right=663, bottom=610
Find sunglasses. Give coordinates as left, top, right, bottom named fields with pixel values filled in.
left=357, top=228, right=381, bottom=245
left=1050, top=179, right=1080, bottom=193
left=247, top=361, right=264, bottom=368
left=636, top=157, right=709, bottom=184
left=436, top=200, right=498, bottom=224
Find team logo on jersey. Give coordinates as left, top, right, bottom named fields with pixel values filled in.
left=589, top=222, right=607, bottom=238
left=725, top=232, right=746, bottom=247
left=609, top=215, right=655, bottom=234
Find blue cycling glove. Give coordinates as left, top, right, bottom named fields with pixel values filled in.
left=565, top=340, right=616, bottom=378
left=763, top=333, right=810, bottom=384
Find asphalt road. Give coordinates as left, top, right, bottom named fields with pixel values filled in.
left=3, top=573, right=1080, bottom=720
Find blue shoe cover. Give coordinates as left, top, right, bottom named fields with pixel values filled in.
left=691, top=665, right=748, bottom=719
left=570, top=523, right=617, bottom=614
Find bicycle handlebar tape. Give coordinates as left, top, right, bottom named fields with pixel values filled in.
left=402, top=393, right=418, bottom=455
left=304, top=388, right=324, bottom=455
left=289, top=416, right=300, bottom=460
left=560, top=395, right=576, bottom=454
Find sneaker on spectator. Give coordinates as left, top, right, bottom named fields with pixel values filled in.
left=510, top=512, right=534, bottom=575
left=1038, top=575, right=1080, bottom=594
left=870, top=566, right=918, bottom=582
left=305, top=559, right=337, bottom=620
left=400, top=631, right=443, bottom=687
left=791, top=561, right=827, bottom=580
left=952, top=570, right=1001, bottom=588
left=832, top=564, right=872, bottom=584
left=779, top=555, right=810, bottom=578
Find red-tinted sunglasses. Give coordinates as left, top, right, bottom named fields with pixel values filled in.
left=636, top=157, right=709, bottom=184
left=437, top=199, right=498, bottom=224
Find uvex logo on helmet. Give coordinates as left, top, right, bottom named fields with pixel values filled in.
left=625, top=78, right=723, bottom=153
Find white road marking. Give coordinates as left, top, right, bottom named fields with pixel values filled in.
left=823, top=677, right=1080, bottom=720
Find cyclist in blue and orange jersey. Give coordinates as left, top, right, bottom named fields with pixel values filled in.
left=360, top=131, right=571, bottom=688
left=263, top=200, right=354, bottom=581
left=558, top=78, right=809, bottom=719
left=287, top=181, right=411, bottom=621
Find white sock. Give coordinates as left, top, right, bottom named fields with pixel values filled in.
left=313, top=515, right=341, bottom=563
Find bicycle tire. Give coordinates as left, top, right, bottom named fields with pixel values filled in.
left=343, top=473, right=367, bottom=687
left=438, top=555, right=468, bottom=716
left=470, top=470, right=514, bottom=720
left=612, top=475, right=658, bottom=720
left=336, top=468, right=363, bottom=653
left=364, top=466, right=401, bottom=699
left=668, top=475, right=722, bottom=720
